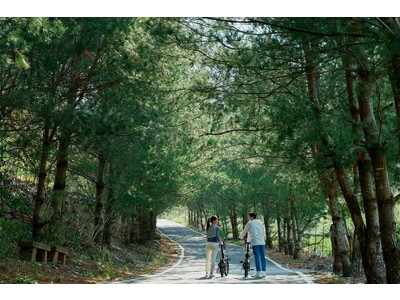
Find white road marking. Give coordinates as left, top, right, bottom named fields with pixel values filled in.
left=265, top=256, right=315, bottom=284
left=112, top=220, right=315, bottom=284
left=179, top=224, right=315, bottom=284
left=171, top=222, right=315, bottom=284
left=186, top=228, right=315, bottom=284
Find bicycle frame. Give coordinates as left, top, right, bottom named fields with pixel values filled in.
left=240, top=241, right=253, bottom=278
left=217, top=240, right=230, bottom=277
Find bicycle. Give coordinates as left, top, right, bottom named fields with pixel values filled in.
left=240, top=241, right=253, bottom=278
left=217, top=240, right=230, bottom=277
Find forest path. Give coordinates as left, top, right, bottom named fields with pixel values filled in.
left=114, top=219, right=316, bottom=284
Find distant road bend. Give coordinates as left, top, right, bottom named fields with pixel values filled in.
left=115, top=219, right=316, bottom=284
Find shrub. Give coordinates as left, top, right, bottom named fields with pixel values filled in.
left=0, top=218, right=31, bottom=257
left=15, top=276, right=38, bottom=284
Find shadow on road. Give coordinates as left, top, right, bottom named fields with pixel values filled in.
left=115, top=219, right=315, bottom=284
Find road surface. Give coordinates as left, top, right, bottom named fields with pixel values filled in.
left=115, top=219, right=315, bottom=284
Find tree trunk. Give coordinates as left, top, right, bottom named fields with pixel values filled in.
left=351, top=23, right=400, bottom=283
left=277, top=217, right=283, bottom=252
left=192, top=208, right=195, bottom=226
left=283, top=218, right=288, bottom=255
left=103, top=163, right=115, bottom=247
left=137, top=208, right=153, bottom=243
left=286, top=216, right=293, bottom=256
left=222, top=215, right=228, bottom=236
left=242, top=213, right=248, bottom=229
left=291, top=194, right=301, bottom=260
left=302, top=37, right=353, bottom=277
left=325, top=175, right=352, bottom=277
left=196, top=209, right=200, bottom=229
left=358, top=159, right=387, bottom=283
left=150, top=209, right=157, bottom=240
left=292, top=217, right=300, bottom=260
left=93, top=155, right=106, bottom=244
left=129, top=211, right=138, bottom=244
left=343, top=218, right=353, bottom=256
left=49, top=129, right=71, bottom=239
left=188, top=207, right=192, bottom=225
left=200, top=206, right=206, bottom=231
left=350, top=230, right=362, bottom=277
left=264, top=215, right=273, bottom=249
left=330, top=224, right=342, bottom=274
left=332, top=161, right=365, bottom=277
left=137, top=208, right=147, bottom=243
left=189, top=208, right=193, bottom=226
left=121, top=215, right=130, bottom=245
left=102, top=202, right=114, bottom=246
left=343, top=50, right=386, bottom=283
left=381, top=18, right=400, bottom=156
left=198, top=209, right=205, bottom=230
left=230, top=206, right=239, bottom=239
left=315, top=164, right=352, bottom=277
left=32, top=121, right=55, bottom=241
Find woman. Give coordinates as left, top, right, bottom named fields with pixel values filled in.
left=205, top=215, right=221, bottom=278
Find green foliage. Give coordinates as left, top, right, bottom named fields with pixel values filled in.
left=150, top=253, right=169, bottom=267
left=0, top=219, right=31, bottom=257
left=82, top=271, right=93, bottom=277
left=15, top=276, right=38, bottom=284
left=1, top=18, right=400, bottom=284
left=101, top=265, right=118, bottom=280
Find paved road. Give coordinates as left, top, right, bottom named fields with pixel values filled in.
left=115, top=219, right=315, bottom=284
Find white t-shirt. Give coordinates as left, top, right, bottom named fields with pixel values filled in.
left=239, top=219, right=265, bottom=246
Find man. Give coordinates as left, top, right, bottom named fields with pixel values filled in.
left=239, top=212, right=266, bottom=278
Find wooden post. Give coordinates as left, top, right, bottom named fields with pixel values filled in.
left=50, top=246, right=68, bottom=265
left=19, top=241, right=50, bottom=263
left=52, top=251, right=59, bottom=264
left=31, top=248, right=37, bottom=263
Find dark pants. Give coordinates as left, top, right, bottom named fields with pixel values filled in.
left=252, top=244, right=266, bottom=272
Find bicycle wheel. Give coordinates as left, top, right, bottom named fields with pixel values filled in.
left=225, top=259, right=229, bottom=276
left=243, top=261, right=249, bottom=278
left=219, top=259, right=225, bottom=277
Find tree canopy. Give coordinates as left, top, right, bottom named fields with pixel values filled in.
left=1, top=17, right=400, bottom=283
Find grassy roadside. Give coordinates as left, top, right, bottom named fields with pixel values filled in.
left=0, top=233, right=179, bottom=284
left=265, top=250, right=367, bottom=284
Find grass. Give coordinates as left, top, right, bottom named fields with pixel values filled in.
left=101, top=265, right=118, bottom=280
left=82, top=271, right=93, bottom=277
left=15, top=276, right=38, bottom=284
left=317, top=274, right=346, bottom=284
left=150, top=253, right=169, bottom=267
left=0, top=234, right=179, bottom=284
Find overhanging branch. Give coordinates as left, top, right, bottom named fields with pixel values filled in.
left=199, top=127, right=263, bottom=137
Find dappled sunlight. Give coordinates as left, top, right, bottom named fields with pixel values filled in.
left=117, top=220, right=314, bottom=284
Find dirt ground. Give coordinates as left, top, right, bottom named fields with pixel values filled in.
left=0, top=234, right=179, bottom=284
left=266, top=250, right=366, bottom=284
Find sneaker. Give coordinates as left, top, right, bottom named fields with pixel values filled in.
left=208, top=273, right=215, bottom=278
left=251, top=271, right=261, bottom=278
left=260, top=271, right=266, bottom=278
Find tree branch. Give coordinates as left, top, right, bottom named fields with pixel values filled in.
left=199, top=127, right=263, bottom=137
